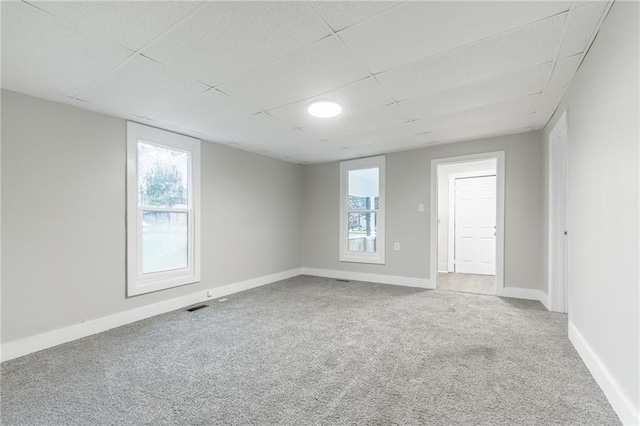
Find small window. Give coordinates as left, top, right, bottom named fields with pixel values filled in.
left=339, top=156, right=386, bottom=264
left=127, top=122, right=200, bottom=296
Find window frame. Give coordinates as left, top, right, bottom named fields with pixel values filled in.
left=339, top=155, right=386, bottom=264
left=126, top=122, right=201, bottom=297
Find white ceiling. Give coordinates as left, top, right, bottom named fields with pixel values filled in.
left=1, top=1, right=611, bottom=164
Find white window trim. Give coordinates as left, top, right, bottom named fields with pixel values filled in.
left=126, top=122, right=201, bottom=297
left=339, top=155, right=386, bottom=264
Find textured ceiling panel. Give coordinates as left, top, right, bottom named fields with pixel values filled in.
left=291, top=148, right=364, bottom=164
left=548, top=55, right=582, bottom=89
left=356, top=134, right=434, bottom=157
left=340, top=1, right=570, bottom=73
left=78, top=55, right=208, bottom=117
left=533, top=87, right=568, bottom=128
left=142, top=2, right=330, bottom=87
left=397, top=64, right=552, bottom=120
left=29, top=1, right=201, bottom=51
left=327, top=121, right=421, bottom=149
left=416, top=95, right=541, bottom=133
left=1, top=1, right=610, bottom=163
left=429, top=114, right=535, bottom=145
left=198, top=112, right=302, bottom=146
left=148, top=89, right=256, bottom=134
left=268, top=77, right=394, bottom=128
left=310, top=1, right=400, bottom=32
left=376, top=14, right=566, bottom=101
left=217, top=37, right=369, bottom=112
left=300, top=103, right=410, bottom=142
left=68, top=98, right=148, bottom=123
left=0, top=2, right=131, bottom=100
left=558, top=1, right=608, bottom=58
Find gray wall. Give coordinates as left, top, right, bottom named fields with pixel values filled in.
left=1, top=90, right=303, bottom=343
left=542, top=1, right=639, bottom=414
left=302, top=132, right=544, bottom=291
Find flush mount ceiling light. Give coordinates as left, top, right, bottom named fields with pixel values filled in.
left=308, top=100, right=342, bottom=118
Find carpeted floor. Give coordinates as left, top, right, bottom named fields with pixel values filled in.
left=1, top=275, right=620, bottom=425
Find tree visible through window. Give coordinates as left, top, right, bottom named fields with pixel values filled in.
left=127, top=122, right=200, bottom=296
left=138, top=141, right=191, bottom=274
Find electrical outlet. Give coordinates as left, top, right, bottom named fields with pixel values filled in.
left=418, top=203, right=425, bottom=212
left=394, top=243, right=400, bottom=251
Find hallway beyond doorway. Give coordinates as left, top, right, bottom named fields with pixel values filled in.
left=438, top=272, right=495, bottom=295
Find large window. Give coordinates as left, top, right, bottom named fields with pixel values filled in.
left=127, top=122, right=200, bottom=296
left=340, top=156, right=385, bottom=264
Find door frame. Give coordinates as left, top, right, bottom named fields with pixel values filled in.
left=430, top=151, right=505, bottom=293
left=548, top=110, right=569, bottom=314
left=448, top=170, right=497, bottom=272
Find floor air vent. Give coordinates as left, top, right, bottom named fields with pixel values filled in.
left=187, top=304, right=208, bottom=312
left=336, top=279, right=350, bottom=283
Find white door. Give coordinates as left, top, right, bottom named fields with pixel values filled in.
left=454, top=175, right=496, bottom=275
left=549, top=112, right=569, bottom=313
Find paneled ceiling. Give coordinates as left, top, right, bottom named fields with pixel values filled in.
left=1, top=1, right=611, bottom=163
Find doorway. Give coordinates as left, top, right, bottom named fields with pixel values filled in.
left=548, top=111, right=569, bottom=313
left=430, top=152, right=505, bottom=295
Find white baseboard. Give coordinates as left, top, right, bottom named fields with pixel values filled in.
left=496, top=287, right=544, bottom=301
left=0, top=268, right=302, bottom=363
left=302, top=267, right=434, bottom=289
left=538, top=291, right=550, bottom=310
left=569, top=323, right=639, bottom=425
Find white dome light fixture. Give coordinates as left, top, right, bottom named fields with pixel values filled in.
left=308, top=100, right=342, bottom=118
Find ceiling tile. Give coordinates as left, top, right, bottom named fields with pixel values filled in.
left=78, top=55, right=208, bottom=118
left=539, top=87, right=568, bottom=111
left=310, top=2, right=400, bottom=32
left=1, top=2, right=131, bottom=100
left=533, top=87, right=568, bottom=128
left=68, top=98, right=145, bottom=121
left=356, top=134, right=434, bottom=157
left=429, top=115, right=535, bottom=145
left=398, top=64, right=552, bottom=120
left=148, top=89, right=256, bottom=135
left=3, top=1, right=609, bottom=164
left=340, top=2, right=571, bottom=73
left=268, top=78, right=395, bottom=128
left=328, top=121, right=421, bottom=148
left=217, top=36, right=369, bottom=111
left=142, top=2, right=331, bottom=87
left=300, top=104, right=410, bottom=142
left=415, top=95, right=541, bottom=133
left=376, top=14, right=566, bottom=101
left=198, top=112, right=303, bottom=147
left=558, top=1, right=608, bottom=58
left=140, top=118, right=204, bottom=141
left=548, top=55, right=582, bottom=89
left=291, top=148, right=362, bottom=164
left=29, top=1, right=201, bottom=51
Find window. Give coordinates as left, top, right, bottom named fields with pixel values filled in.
left=339, top=156, right=385, bottom=264
left=127, top=122, right=200, bottom=296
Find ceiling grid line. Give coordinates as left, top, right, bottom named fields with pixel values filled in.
left=308, top=5, right=425, bottom=148
left=532, top=3, right=577, bottom=129
left=535, top=0, right=615, bottom=130
left=70, top=2, right=211, bottom=105
left=1, top=1, right=612, bottom=164
left=366, top=6, right=573, bottom=77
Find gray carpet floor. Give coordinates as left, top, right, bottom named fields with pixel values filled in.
left=1, top=275, right=620, bottom=425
